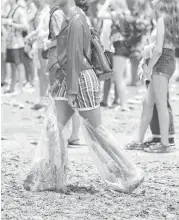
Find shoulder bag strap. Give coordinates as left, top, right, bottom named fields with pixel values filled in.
left=48, top=7, right=60, bottom=39
left=11, top=6, right=22, bottom=20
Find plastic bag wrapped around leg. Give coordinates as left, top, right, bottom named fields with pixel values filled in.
left=80, top=117, right=145, bottom=193
left=23, top=98, right=68, bottom=192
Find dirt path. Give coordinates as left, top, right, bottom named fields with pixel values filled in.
left=1, top=83, right=179, bottom=220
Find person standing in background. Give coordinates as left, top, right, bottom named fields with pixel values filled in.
left=21, top=0, right=38, bottom=92
left=99, top=0, right=131, bottom=111
left=126, top=0, right=178, bottom=153
left=2, top=0, right=28, bottom=94
left=175, top=47, right=179, bottom=82
left=1, top=0, right=10, bottom=87
left=98, top=0, right=119, bottom=107
left=126, top=0, right=152, bottom=86
left=142, top=2, right=176, bottom=147
left=25, top=0, right=50, bottom=110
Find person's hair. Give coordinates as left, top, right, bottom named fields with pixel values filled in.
left=159, top=0, right=179, bottom=46
left=75, top=0, right=89, bottom=12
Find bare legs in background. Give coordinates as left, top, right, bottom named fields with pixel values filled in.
left=113, top=56, right=127, bottom=109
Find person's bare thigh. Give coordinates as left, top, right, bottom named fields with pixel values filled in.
left=55, top=100, right=74, bottom=128
left=79, top=107, right=102, bottom=128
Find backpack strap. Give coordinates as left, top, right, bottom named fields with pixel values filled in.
left=7, top=6, right=22, bottom=19
left=48, top=7, right=60, bottom=39
left=12, top=6, right=21, bottom=18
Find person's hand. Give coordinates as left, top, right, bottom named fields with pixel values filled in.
left=68, top=94, right=77, bottom=109
left=42, top=38, right=49, bottom=50
left=24, top=43, right=31, bottom=54
left=143, top=64, right=152, bottom=81
left=29, top=48, right=36, bottom=59
left=24, top=35, right=30, bottom=43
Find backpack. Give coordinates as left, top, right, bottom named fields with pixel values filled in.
left=69, top=13, right=113, bottom=81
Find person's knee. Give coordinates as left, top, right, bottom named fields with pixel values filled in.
left=142, top=98, right=154, bottom=109
left=155, top=102, right=168, bottom=111
left=155, top=96, right=168, bottom=110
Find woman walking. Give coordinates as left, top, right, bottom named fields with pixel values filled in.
left=24, top=0, right=144, bottom=194
left=126, top=0, right=179, bottom=153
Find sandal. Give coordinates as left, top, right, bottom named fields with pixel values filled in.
left=144, top=143, right=175, bottom=153
left=125, top=141, right=144, bottom=150
left=31, top=103, right=45, bottom=110
left=68, top=139, right=86, bottom=147
left=143, top=137, right=158, bottom=147
left=100, top=102, right=108, bottom=107
left=109, top=101, right=120, bottom=108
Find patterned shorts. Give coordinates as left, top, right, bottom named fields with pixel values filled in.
left=51, top=69, right=100, bottom=111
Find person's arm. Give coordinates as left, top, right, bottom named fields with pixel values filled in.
left=97, top=0, right=111, bottom=19
left=65, top=15, right=84, bottom=96
left=26, top=7, right=50, bottom=41
left=34, top=13, right=49, bottom=40
left=144, top=17, right=165, bottom=74
left=100, top=19, right=113, bottom=50
left=27, top=3, right=38, bottom=23
left=1, top=25, right=8, bottom=38
left=11, top=7, right=29, bottom=31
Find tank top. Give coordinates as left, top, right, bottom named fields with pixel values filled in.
left=6, top=6, right=25, bottom=49
left=163, top=16, right=175, bottom=49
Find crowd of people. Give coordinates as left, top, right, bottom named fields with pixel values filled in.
left=1, top=0, right=179, bottom=193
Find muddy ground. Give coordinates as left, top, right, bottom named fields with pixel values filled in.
left=1, top=82, right=179, bottom=220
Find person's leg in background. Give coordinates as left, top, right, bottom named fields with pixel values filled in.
left=130, top=55, right=141, bottom=86
left=101, top=51, right=115, bottom=107
left=152, top=75, right=170, bottom=147
left=5, top=48, right=24, bottom=93
left=101, top=79, right=120, bottom=107
left=8, top=63, right=18, bottom=93
left=23, top=52, right=35, bottom=89
left=113, top=55, right=127, bottom=110
left=114, top=83, right=119, bottom=104
left=101, top=79, right=111, bottom=106
left=68, top=113, right=81, bottom=145
left=32, top=49, right=49, bottom=110
left=149, top=91, right=175, bottom=146
left=144, top=74, right=175, bottom=153
left=175, top=48, right=179, bottom=82
left=125, top=82, right=155, bottom=150
left=1, top=52, right=7, bottom=86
